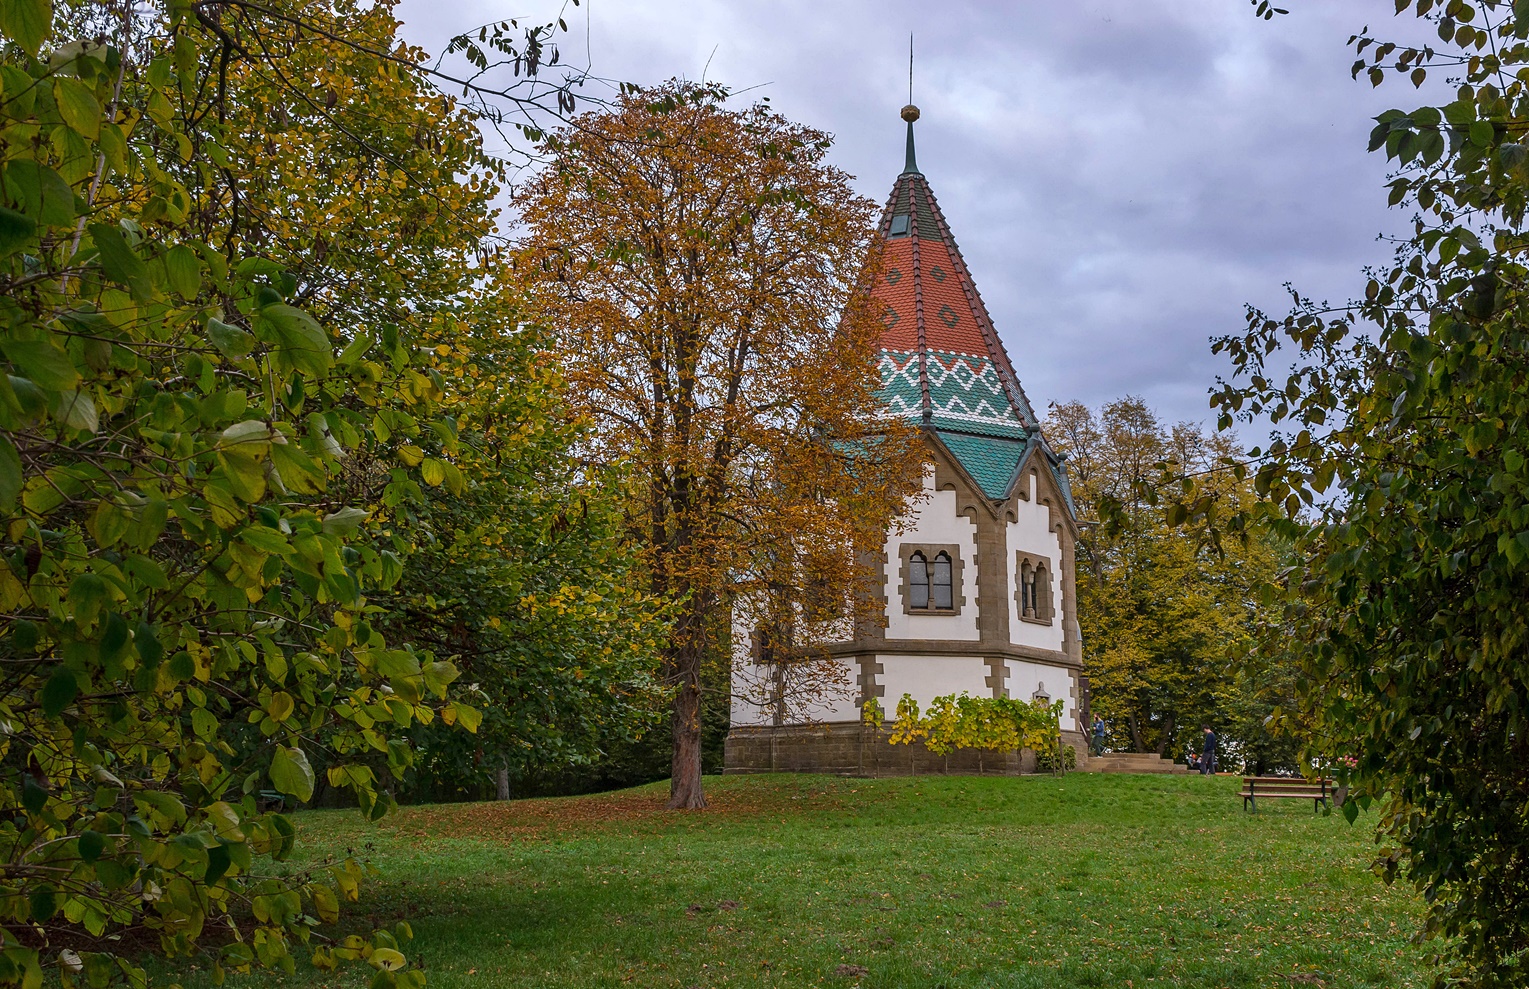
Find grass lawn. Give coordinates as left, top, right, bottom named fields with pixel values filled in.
left=174, top=772, right=1430, bottom=989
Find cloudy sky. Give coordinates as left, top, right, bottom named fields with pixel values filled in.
left=394, top=0, right=1437, bottom=430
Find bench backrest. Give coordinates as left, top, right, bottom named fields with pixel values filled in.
left=1241, top=776, right=1331, bottom=790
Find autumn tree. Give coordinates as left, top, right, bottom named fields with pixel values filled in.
left=516, top=82, right=923, bottom=809
left=1207, top=2, right=1529, bottom=981
left=1047, top=398, right=1279, bottom=764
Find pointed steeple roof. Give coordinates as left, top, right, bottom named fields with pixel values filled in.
left=873, top=107, right=1041, bottom=501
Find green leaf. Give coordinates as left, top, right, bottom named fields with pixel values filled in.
left=0, top=434, right=19, bottom=510
left=420, top=458, right=445, bottom=487
left=99, top=611, right=128, bottom=661
left=89, top=223, right=153, bottom=302
left=164, top=244, right=201, bottom=299
left=421, top=661, right=458, bottom=698
left=369, top=948, right=407, bottom=973
left=11, top=619, right=38, bottom=653
left=219, top=419, right=274, bottom=453
left=124, top=554, right=167, bottom=590
left=53, top=78, right=101, bottom=139
left=0, top=0, right=50, bottom=54
left=51, top=389, right=97, bottom=434
left=322, top=506, right=368, bottom=535
left=206, top=317, right=254, bottom=360
left=1, top=339, right=80, bottom=390
left=217, top=448, right=267, bottom=503
left=135, top=622, right=163, bottom=668
left=40, top=666, right=77, bottom=717
left=270, top=442, right=322, bottom=494
left=3, top=160, right=75, bottom=226
left=270, top=745, right=315, bottom=803
left=67, top=572, right=108, bottom=626
left=448, top=701, right=482, bottom=733
left=20, top=775, right=46, bottom=813
left=376, top=650, right=420, bottom=679
left=0, top=204, right=36, bottom=257
left=27, top=888, right=54, bottom=922
left=77, top=829, right=105, bottom=863
left=267, top=691, right=294, bottom=722
left=167, top=651, right=195, bottom=682
left=191, top=707, right=217, bottom=741
left=204, top=843, right=231, bottom=885
left=261, top=304, right=333, bottom=377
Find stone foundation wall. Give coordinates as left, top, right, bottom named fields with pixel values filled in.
left=724, top=724, right=1088, bottom=777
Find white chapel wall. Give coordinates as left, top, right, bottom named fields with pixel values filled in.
left=1006, top=469, right=1065, bottom=653
left=728, top=602, right=861, bottom=727
left=884, top=472, right=981, bottom=642
left=1005, top=659, right=1078, bottom=732
left=728, top=604, right=771, bottom=727
left=792, top=662, right=860, bottom=723
left=878, top=654, right=990, bottom=716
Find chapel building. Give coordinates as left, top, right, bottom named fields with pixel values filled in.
left=725, top=106, right=1087, bottom=775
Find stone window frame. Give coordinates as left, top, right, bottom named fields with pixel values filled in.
left=897, top=543, right=967, bottom=617
left=1014, top=551, right=1055, bottom=626
left=749, top=625, right=790, bottom=665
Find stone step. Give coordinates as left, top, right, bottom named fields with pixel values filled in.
left=1084, top=752, right=1191, bottom=775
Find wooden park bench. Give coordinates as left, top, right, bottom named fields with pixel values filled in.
left=1240, top=775, right=1334, bottom=812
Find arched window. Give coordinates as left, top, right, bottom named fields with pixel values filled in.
left=1015, top=553, right=1055, bottom=625
left=908, top=551, right=930, bottom=610
left=901, top=545, right=963, bottom=615
left=931, top=551, right=953, bottom=610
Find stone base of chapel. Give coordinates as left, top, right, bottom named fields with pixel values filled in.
left=723, top=724, right=1088, bottom=778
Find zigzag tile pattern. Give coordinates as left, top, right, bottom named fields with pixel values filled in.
left=872, top=162, right=1036, bottom=499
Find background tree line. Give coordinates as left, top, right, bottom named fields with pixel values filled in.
left=1047, top=397, right=1297, bottom=774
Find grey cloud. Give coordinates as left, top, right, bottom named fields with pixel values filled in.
left=394, top=0, right=1442, bottom=427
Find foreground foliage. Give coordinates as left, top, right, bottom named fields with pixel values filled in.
left=1210, top=1, right=1529, bottom=982
left=170, top=774, right=1430, bottom=989
left=0, top=0, right=612, bottom=982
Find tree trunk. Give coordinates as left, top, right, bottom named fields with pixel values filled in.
left=496, top=764, right=511, bottom=802
left=668, top=662, right=707, bottom=809
left=1154, top=713, right=1175, bottom=757
left=667, top=630, right=708, bottom=809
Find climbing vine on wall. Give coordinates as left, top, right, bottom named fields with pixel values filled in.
left=882, top=693, right=1067, bottom=769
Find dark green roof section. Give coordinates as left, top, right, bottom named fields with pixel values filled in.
left=936, top=431, right=1030, bottom=500
left=885, top=175, right=943, bottom=243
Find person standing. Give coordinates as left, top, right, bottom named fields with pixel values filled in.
left=1200, top=726, right=1217, bottom=776
left=1091, top=717, right=1107, bottom=757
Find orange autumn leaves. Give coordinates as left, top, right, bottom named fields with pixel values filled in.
left=514, top=83, right=924, bottom=807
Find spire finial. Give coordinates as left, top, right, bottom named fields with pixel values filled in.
left=901, top=34, right=920, bottom=173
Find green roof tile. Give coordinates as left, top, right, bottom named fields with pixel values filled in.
left=936, top=432, right=1028, bottom=499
